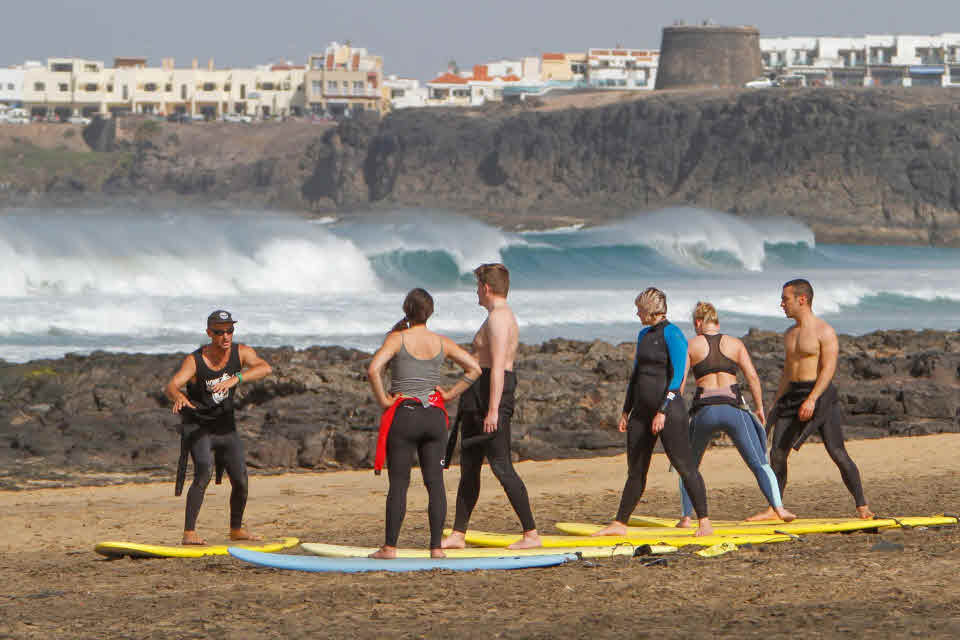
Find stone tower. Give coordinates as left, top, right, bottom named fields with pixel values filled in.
left=655, top=24, right=764, bottom=90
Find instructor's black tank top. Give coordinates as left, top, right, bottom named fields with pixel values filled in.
left=182, top=343, right=242, bottom=431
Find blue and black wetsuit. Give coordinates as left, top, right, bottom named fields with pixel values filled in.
left=616, top=320, right=708, bottom=523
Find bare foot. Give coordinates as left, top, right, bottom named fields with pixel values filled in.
left=591, top=521, right=629, bottom=537
left=229, top=528, right=263, bottom=541
left=774, top=507, right=797, bottom=522
left=745, top=507, right=781, bottom=522
left=368, top=546, right=397, bottom=559
left=182, top=530, right=207, bottom=546
left=441, top=531, right=466, bottom=549
left=695, top=518, right=714, bottom=537
left=507, top=530, right=542, bottom=549
left=676, top=516, right=694, bottom=529
left=430, top=548, right=446, bottom=559
left=856, top=505, right=875, bottom=519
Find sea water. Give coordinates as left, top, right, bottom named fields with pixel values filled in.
left=0, top=207, right=957, bottom=363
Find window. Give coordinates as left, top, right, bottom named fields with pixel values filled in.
left=59, top=83, right=69, bottom=92
left=353, top=81, right=363, bottom=88
left=202, top=82, right=216, bottom=91
left=312, top=80, right=322, bottom=93
left=51, top=63, right=73, bottom=72
left=84, top=83, right=98, bottom=92
left=34, top=82, right=45, bottom=91
left=224, top=83, right=231, bottom=91
left=181, top=84, right=187, bottom=99
left=391, top=88, right=405, bottom=98
left=107, top=84, right=114, bottom=92
left=327, top=80, right=336, bottom=90
left=144, top=83, right=157, bottom=92
left=6, top=83, right=12, bottom=90
left=122, top=85, right=128, bottom=99
left=261, top=82, right=275, bottom=90
left=165, top=83, right=172, bottom=92
left=240, top=84, right=246, bottom=99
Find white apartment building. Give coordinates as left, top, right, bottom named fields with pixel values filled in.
left=586, top=47, right=659, bottom=90
left=760, top=33, right=960, bottom=87
left=0, top=64, right=30, bottom=105
left=18, top=57, right=307, bottom=119
left=384, top=76, right=427, bottom=109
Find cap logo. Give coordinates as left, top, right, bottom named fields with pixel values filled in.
left=219, top=312, right=229, bottom=319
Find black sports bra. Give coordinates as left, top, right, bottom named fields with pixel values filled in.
left=691, top=334, right=738, bottom=379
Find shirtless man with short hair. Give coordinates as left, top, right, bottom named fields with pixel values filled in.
left=442, top=263, right=541, bottom=550
left=758, top=280, right=873, bottom=520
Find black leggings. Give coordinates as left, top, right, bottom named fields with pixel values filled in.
left=452, top=408, right=537, bottom=533
left=185, top=430, right=248, bottom=531
left=770, top=416, right=867, bottom=507
left=385, top=402, right=448, bottom=549
left=616, top=406, right=708, bottom=523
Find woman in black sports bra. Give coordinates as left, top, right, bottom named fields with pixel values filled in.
left=677, top=302, right=796, bottom=526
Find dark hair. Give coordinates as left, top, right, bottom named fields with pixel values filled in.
left=390, top=288, right=434, bottom=333
left=474, top=263, right=510, bottom=296
left=783, top=278, right=814, bottom=305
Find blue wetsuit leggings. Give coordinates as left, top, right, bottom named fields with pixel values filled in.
left=680, top=404, right=783, bottom=518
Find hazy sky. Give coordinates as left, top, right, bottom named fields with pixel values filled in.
left=4, top=1, right=959, bottom=79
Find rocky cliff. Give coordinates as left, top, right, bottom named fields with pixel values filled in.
left=3, top=88, right=960, bottom=244
left=1, top=329, right=957, bottom=489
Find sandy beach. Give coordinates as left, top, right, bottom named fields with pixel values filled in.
left=3, top=433, right=959, bottom=638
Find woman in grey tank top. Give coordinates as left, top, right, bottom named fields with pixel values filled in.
left=367, top=288, right=481, bottom=558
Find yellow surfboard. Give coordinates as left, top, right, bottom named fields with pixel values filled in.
left=444, top=529, right=792, bottom=548
left=626, top=515, right=958, bottom=532
left=301, top=542, right=677, bottom=559
left=95, top=537, right=300, bottom=559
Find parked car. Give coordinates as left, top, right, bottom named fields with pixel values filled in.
left=68, top=116, right=91, bottom=125
left=166, top=113, right=190, bottom=123
left=745, top=77, right=778, bottom=89
left=223, top=113, right=253, bottom=123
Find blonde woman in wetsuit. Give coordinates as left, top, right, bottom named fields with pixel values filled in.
left=366, top=288, right=481, bottom=558
left=677, top=302, right=796, bottom=526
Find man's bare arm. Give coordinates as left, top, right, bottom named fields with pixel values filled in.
left=164, top=355, right=197, bottom=413
left=797, top=324, right=837, bottom=421
left=483, top=310, right=511, bottom=432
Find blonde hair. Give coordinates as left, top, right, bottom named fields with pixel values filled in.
left=635, top=287, right=667, bottom=319
left=692, top=301, right=718, bottom=325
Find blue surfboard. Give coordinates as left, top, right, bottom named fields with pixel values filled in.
left=228, top=547, right=578, bottom=573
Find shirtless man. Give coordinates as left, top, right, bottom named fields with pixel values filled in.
left=442, top=264, right=541, bottom=550
left=164, top=310, right=273, bottom=544
left=757, top=280, right=873, bottom=519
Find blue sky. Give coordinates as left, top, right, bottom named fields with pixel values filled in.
left=4, top=1, right=959, bottom=79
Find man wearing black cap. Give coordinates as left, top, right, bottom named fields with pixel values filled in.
left=164, top=310, right=272, bottom=545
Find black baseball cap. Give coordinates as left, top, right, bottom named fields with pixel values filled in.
left=207, top=310, right=238, bottom=326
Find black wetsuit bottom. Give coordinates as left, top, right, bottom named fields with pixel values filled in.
left=616, top=400, right=709, bottom=523
left=384, top=402, right=447, bottom=549
left=770, top=413, right=867, bottom=507
left=184, top=429, right=248, bottom=531
left=453, top=371, right=536, bottom=533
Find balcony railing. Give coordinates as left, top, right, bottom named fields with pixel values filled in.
left=323, top=87, right=380, bottom=98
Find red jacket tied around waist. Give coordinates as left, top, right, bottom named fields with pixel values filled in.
left=374, top=392, right=448, bottom=474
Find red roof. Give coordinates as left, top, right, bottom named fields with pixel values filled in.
left=500, top=74, right=521, bottom=82
left=270, top=64, right=304, bottom=71
left=542, top=53, right=565, bottom=61
left=429, top=72, right=469, bottom=84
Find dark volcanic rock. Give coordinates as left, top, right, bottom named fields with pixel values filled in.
left=0, top=329, right=957, bottom=487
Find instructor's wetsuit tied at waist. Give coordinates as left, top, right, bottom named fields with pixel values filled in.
left=617, top=320, right=708, bottom=523
left=178, top=343, right=248, bottom=531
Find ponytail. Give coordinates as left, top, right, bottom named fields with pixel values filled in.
left=387, top=288, right=434, bottom=334
left=390, top=317, right=411, bottom=334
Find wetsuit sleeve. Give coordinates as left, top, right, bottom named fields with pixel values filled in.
left=622, top=327, right=650, bottom=415
left=663, top=324, right=687, bottom=393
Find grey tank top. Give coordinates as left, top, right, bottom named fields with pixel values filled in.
left=389, top=338, right=445, bottom=404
